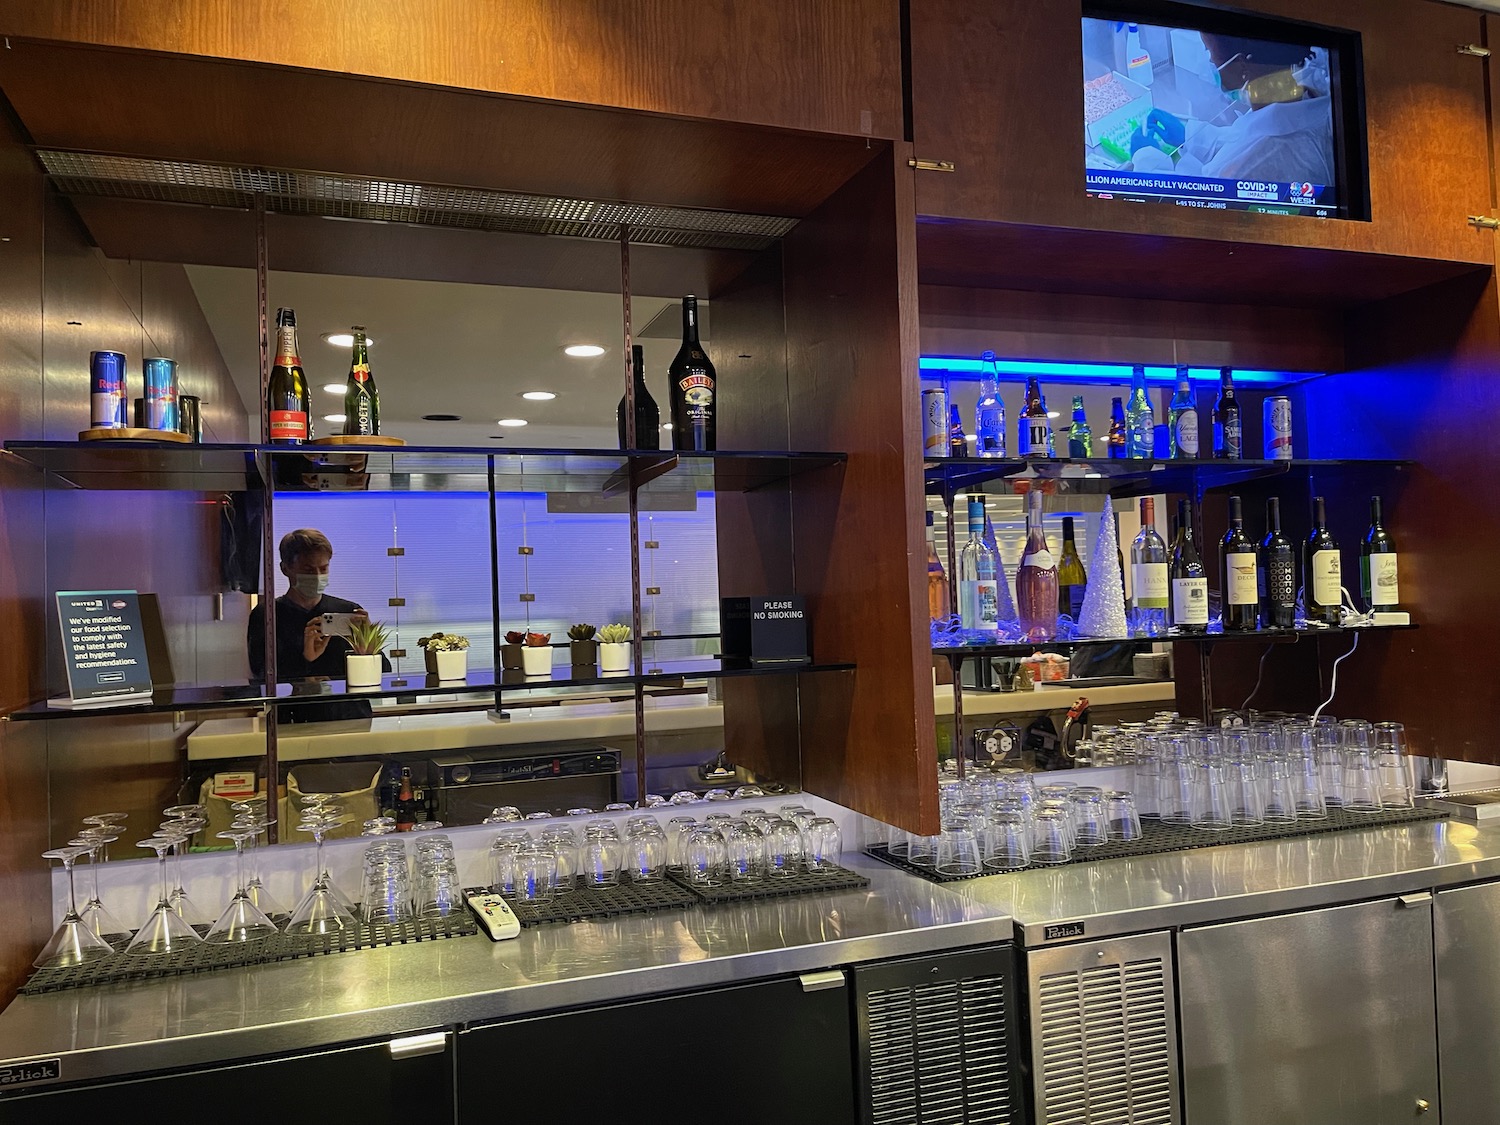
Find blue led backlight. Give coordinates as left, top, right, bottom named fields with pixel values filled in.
left=919, top=357, right=1307, bottom=387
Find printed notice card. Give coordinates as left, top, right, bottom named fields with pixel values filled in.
left=55, top=591, right=153, bottom=704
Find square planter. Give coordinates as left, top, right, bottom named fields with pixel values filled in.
left=522, top=646, right=553, bottom=676
left=570, top=639, right=598, bottom=666
left=346, top=653, right=383, bottom=688
left=500, top=643, right=523, bottom=670
left=600, top=641, right=632, bottom=673
left=435, top=649, right=467, bottom=680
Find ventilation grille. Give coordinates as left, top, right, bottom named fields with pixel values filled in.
left=1036, top=955, right=1177, bottom=1125
left=35, top=150, right=798, bottom=251
left=866, top=973, right=1016, bottom=1124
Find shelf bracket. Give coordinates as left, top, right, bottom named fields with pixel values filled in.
left=1458, top=44, right=1491, bottom=57
left=908, top=158, right=956, bottom=173
left=1467, top=214, right=1500, bottom=230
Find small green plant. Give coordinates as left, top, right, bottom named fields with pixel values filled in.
left=567, top=623, right=597, bottom=641
left=418, top=633, right=470, bottom=652
left=524, top=631, right=552, bottom=647
left=348, top=618, right=391, bottom=656
left=598, top=623, right=631, bottom=644
left=504, top=630, right=526, bottom=646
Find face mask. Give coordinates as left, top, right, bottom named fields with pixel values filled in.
left=293, top=573, right=329, bottom=598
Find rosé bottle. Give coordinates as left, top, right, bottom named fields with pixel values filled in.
left=1015, top=490, right=1058, bottom=643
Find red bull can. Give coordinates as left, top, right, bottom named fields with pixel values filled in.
left=922, top=388, right=949, bottom=457
left=90, top=350, right=128, bottom=428
left=143, top=357, right=179, bottom=431
left=1264, top=396, right=1293, bottom=460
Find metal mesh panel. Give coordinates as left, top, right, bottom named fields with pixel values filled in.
left=36, top=150, right=798, bottom=251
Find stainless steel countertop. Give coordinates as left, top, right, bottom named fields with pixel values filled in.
left=0, top=855, right=1008, bottom=1086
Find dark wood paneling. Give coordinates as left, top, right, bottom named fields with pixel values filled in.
left=0, top=0, right=902, bottom=139
left=909, top=0, right=1491, bottom=264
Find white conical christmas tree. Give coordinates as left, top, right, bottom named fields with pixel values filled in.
left=982, top=509, right=1018, bottom=624
left=1077, top=495, right=1128, bottom=638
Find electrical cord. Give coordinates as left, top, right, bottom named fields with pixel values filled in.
left=1240, top=645, right=1275, bottom=712
left=1311, top=632, right=1359, bottom=721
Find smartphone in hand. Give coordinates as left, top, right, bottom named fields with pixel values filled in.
left=320, top=612, right=357, bottom=638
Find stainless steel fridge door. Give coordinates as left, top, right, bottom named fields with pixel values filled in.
left=1436, top=879, right=1500, bottom=1125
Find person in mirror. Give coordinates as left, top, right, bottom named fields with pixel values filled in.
left=248, top=528, right=386, bottom=721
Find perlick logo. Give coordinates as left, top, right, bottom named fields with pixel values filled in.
left=1043, top=921, right=1086, bottom=941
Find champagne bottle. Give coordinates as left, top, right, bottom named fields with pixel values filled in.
left=926, top=510, right=951, bottom=622
left=341, top=325, right=379, bottom=437
left=1221, top=495, right=1259, bottom=631
left=1360, top=495, right=1399, bottom=612
left=1213, top=367, right=1242, bottom=459
left=617, top=344, right=661, bottom=450
left=1304, top=495, right=1342, bottom=625
left=1168, top=369, right=1199, bottom=458
left=1018, top=376, right=1052, bottom=457
left=1170, top=499, right=1208, bottom=634
left=1130, top=496, right=1168, bottom=636
left=668, top=295, right=715, bottom=451
left=1107, top=397, right=1127, bottom=459
left=974, top=351, right=1005, bottom=457
left=1259, top=497, right=1296, bottom=629
left=1124, top=365, right=1154, bottom=458
left=957, top=498, right=1000, bottom=633
left=1057, top=515, right=1088, bottom=619
left=267, top=307, right=310, bottom=445
left=1067, top=395, right=1092, bottom=457
left=1016, top=490, right=1058, bottom=643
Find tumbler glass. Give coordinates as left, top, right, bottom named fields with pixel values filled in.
left=803, top=818, right=843, bottom=873
left=1105, top=791, right=1144, bottom=842
left=1374, top=722, right=1415, bottom=810
left=624, top=821, right=668, bottom=883
left=1191, top=759, right=1234, bottom=832
left=982, top=811, right=1031, bottom=872
left=1032, top=807, right=1073, bottom=866
left=1284, top=721, right=1329, bottom=820
left=724, top=820, right=767, bottom=883
left=1067, top=787, right=1109, bottom=848
left=513, top=842, right=558, bottom=903
left=580, top=824, right=623, bottom=888
left=935, top=817, right=983, bottom=877
left=682, top=824, right=728, bottom=886
left=1314, top=718, right=1346, bottom=807
left=763, top=819, right=804, bottom=878
left=541, top=826, right=581, bottom=894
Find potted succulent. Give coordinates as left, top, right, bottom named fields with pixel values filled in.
left=598, top=622, right=632, bottom=672
left=521, top=631, right=553, bottom=676
left=501, top=630, right=526, bottom=670
left=568, top=623, right=598, bottom=666
left=419, top=633, right=470, bottom=680
left=346, top=618, right=390, bottom=688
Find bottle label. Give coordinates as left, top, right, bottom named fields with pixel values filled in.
left=1265, top=550, right=1297, bottom=609
left=678, top=371, right=715, bottom=428
left=1311, top=549, right=1342, bottom=606
left=960, top=580, right=1000, bottom=631
left=1020, top=419, right=1051, bottom=457
left=268, top=410, right=308, bottom=441
left=1216, top=419, right=1242, bottom=457
left=1133, top=562, right=1169, bottom=607
left=1226, top=555, right=1259, bottom=605
left=1024, top=547, right=1055, bottom=570
left=1363, top=553, right=1399, bottom=606
left=274, top=325, right=299, bottom=367
left=976, top=433, right=1004, bottom=456
left=350, top=361, right=370, bottom=383
left=1172, top=577, right=1209, bottom=624
left=1175, top=411, right=1199, bottom=455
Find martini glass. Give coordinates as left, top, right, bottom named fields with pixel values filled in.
left=158, top=814, right=210, bottom=926
left=204, top=829, right=279, bottom=943
left=69, top=831, right=130, bottom=948
left=231, top=806, right=288, bottom=922
left=35, top=846, right=116, bottom=968
left=81, top=813, right=129, bottom=860
left=286, top=810, right=355, bottom=935
left=296, top=797, right=356, bottom=914
left=124, top=836, right=203, bottom=955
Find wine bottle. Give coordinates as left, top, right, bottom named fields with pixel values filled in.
left=267, top=307, right=310, bottom=445
left=1057, top=515, right=1088, bottom=619
left=1130, top=496, right=1168, bottom=636
left=341, top=325, right=379, bottom=437
left=1221, top=495, right=1259, bottom=631
left=1107, top=397, right=1127, bottom=459
left=948, top=404, right=968, bottom=457
left=1124, top=365, right=1154, bottom=458
left=958, top=498, right=1000, bottom=633
left=926, top=510, right=951, bottom=622
left=1213, top=367, right=1242, bottom=460
left=1259, top=497, right=1296, bottom=629
left=1168, top=370, right=1199, bottom=459
left=1016, top=490, right=1058, bottom=642
left=1068, top=395, right=1092, bottom=457
left=1360, top=495, right=1399, bottom=612
left=1304, top=495, right=1342, bottom=625
left=617, top=344, right=661, bottom=450
left=1018, top=376, right=1052, bottom=457
left=668, top=295, right=715, bottom=451
left=1170, top=499, right=1208, bottom=634
left=974, top=351, right=1005, bottom=457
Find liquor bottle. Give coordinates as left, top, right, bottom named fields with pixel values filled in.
left=395, top=767, right=417, bottom=832
left=617, top=344, right=661, bottom=450
left=669, top=295, right=716, bottom=451
left=341, top=325, right=379, bottom=437
left=926, top=510, right=951, bottom=622
left=1260, top=497, right=1296, bottom=629
left=267, top=307, right=310, bottom=444
left=1304, top=495, right=1342, bottom=625
left=957, top=498, right=1000, bottom=633
left=1107, top=397, right=1127, bottom=459
left=1016, top=489, right=1058, bottom=643
left=1360, top=495, right=1400, bottom=612
left=1221, top=495, right=1259, bottom=631
left=1130, top=496, right=1169, bottom=636
left=1018, top=376, right=1052, bottom=457
left=1213, top=367, right=1242, bottom=460
left=1124, top=365, right=1154, bottom=459
left=1153, top=387, right=1172, bottom=459
left=1067, top=395, right=1092, bottom=457
left=1057, top=515, right=1088, bottom=620
left=974, top=351, right=1006, bottom=458
left=1168, top=370, right=1199, bottom=459
left=1170, top=499, right=1208, bottom=634
left=948, top=404, right=968, bottom=457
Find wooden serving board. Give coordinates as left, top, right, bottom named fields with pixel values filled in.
left=308, top=434, right=406, bottom=447
left=77, top=427, right=191, bottom=443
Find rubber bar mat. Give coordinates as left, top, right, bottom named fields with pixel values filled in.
left=21, top=913, right=477, bottom=994
left=868, top=804, right=1452, bottom=883
left=489, top=876, right=697, bottom=927
left=666, top=864, right=869, bottom=903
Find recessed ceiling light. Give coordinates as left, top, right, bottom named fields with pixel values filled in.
left=323, top=413, right=347, bottom=424
left=322, top=383, right=345, bottom=395
left=563, top=344, right=606, bottom=358
left=520, top=390, right=556, bottom=401
left=422, top=413, right=462, bottom=421
left=323, top=333, right=374, bottom=348
left=497, top=418, right=528, bottom=427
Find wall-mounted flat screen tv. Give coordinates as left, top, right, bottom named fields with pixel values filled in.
left=1082, top=1, right=1368, bottom=219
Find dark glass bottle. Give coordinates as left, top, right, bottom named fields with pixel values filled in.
left=1107, top=397, right=1127, bottom=459
left=668, top=296, right=715, bottom=451
left=395, top=767, right=417, bottom=832
left=1361, top=495, right=1400, bottom=612
left=617, top=344, right=660, bottom=450
left=1057, top=515, right=1088, bottom=619
left=1221, top=495, right=1259, bottom=631
left=1170, top=499, right=1208, bottom=634
left=341, top=325, right=379, bottom=436
left=948, top=404, right=968, bottom=457
left=1259, top=497, right=1296, bottom=628
left=1213, top=367, right=1242, bottom=459
left=267, top=307, right=310, bottom=444
left=1304, top=496, right=1342, bottom=625
left=1018, top=376, right=1052, bottom=457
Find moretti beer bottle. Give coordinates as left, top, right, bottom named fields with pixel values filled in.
left=668, top=295, right=716, bottom=451
left=267, top=307, right=310, bottom=444
left=342, top=325, right=379, bottom=437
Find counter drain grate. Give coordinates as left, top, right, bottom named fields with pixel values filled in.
left=867, top=804, right=1450, bottom=883
left=486, top=876, right=698, bottom=927
left=666, top=863, right=869, bottom=904
left=20, top=913, right=477, bottom=994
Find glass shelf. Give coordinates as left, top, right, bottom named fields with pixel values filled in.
left=932, top=621, right=1416, bottom=658
left=925, top=457, right=1412, bottom=500
left=4, top=656, right=855, bottom=722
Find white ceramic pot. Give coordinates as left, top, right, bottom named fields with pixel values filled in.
left=346, top=653, right=383, bottom=688
left=522, top=646, right=553, bottom=676
left=435, top=649, right=467, bottom=680
left=600, top=641, right=632, bottom=673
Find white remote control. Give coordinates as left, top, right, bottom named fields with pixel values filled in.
left=466, top=893, right=522, bottom=941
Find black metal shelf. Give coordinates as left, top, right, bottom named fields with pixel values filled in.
left=932, top=621, right=1416, bottom=659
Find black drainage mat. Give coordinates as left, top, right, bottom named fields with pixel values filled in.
left=666, top=864, right=869, bottom=903
left=21, top=913, right=478, bottom=994
left=485, top=876, right=697, bottom=927
left=868, top=804, right=1451, bottom=884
